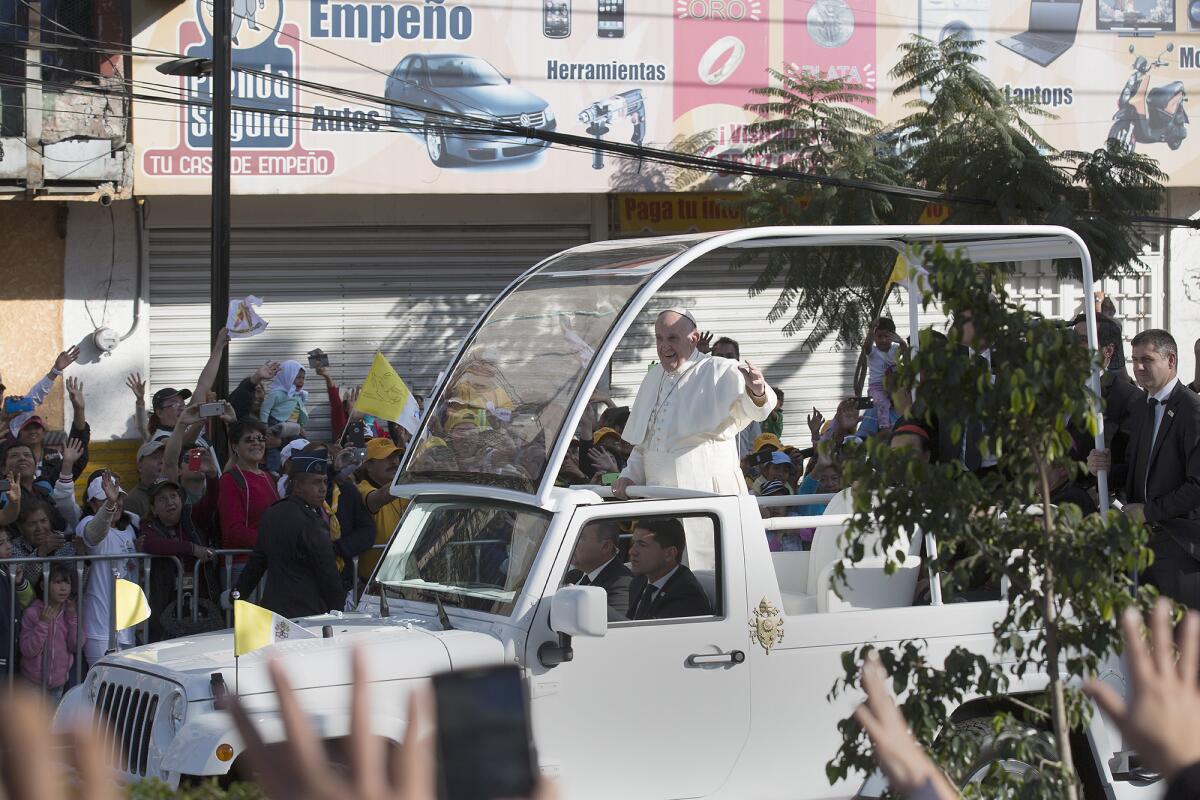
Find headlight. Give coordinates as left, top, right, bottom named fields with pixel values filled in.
left=543, top=107, right=555, bottom=124
left=87, top=677, right=99, bottom=703
left=170, top=692, right=187, bottom=732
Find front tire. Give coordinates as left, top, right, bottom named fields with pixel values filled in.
left=1107, top=120, right=1136, bottom=151
left=425, top=123, right=451, bottom=166
left=954, top=717, right=1040, bottom=788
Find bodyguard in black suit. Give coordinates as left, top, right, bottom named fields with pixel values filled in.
left=626, top=517, right=712, bottom=620
left=1094, top=330, right=1200, bottom=609
left=564, top=520, right=633, bottom=619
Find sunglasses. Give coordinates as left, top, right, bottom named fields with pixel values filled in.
left=240, top=435, right=267, bottom=444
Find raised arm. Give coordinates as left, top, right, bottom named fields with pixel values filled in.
left=193, top=327, right=231, bottom=402
left=126, top=372, right=149, bottom=440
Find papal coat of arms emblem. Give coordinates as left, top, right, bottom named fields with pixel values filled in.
left=748, top=598, right=784, bottom=654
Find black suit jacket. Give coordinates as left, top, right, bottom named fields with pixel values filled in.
left=236, top=495, right=346, bottom=619
left=1125, top=381, right=1200, bottom=557
left=565, top=558, right=633, bottom=619
left=935, top=346, right=991, bottom=470
left=626, top=565, right=712, bottom=621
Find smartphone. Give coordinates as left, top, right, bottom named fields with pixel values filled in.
left=597, top=0, right=623, bottom=37
left=855, top=396, right=874, bottom=410
left=747, top=450, right=773, bottom=469
left=544, top=0, right=570, bottom=37
left=433, top=665, right=537, bottom=800
left=307, top=348, right=330, bottom=370
left=199, top=402, right=225, bottom=418
left=188, top=448, right=204, bottom=472
left=3, top=396, right=34, bottom=415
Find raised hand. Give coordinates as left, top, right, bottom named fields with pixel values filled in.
left=62, top=438, right=85, bottom=474
left=125, top=372, right=146, bottom=402
left=738, top=360, right=767, bottom=399
left=1084, top=600, right=1200, bottom=781
left=53, top=346, right=80, bottom=373
left=807, top=407, right=825, bottom=441
left=697, top=330, right=714, bottom=354
left=854, top=652, right=959, bottom=799
left=100, top=469, right=120, bottom=505
left=587, top=447, right=619, bottom=474
left=65, top=376, right=85, bottom=409
left=4, top=472, right=19, bottom=506
left=178, top=404, right=204, bottom=427
left=255, top=361, right=282, bottom=385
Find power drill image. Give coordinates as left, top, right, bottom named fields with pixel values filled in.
left=577, top=89, right=646, bottom=170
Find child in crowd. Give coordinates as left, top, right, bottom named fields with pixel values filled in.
left=259, top=360, right=310, bottom=428
left=864, top=318, right=902, bottom=432
left=19, top=563, right=77, bottom=701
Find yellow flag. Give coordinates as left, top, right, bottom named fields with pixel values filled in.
left=356, top=352, right=421, bottom=434
left=233, top=599, right=274, bottom=657
left=234, top=599, right=317, bottom=657
left=114, top=578, right=150, bottom=631
left=888, top=203, right=951, bottom=286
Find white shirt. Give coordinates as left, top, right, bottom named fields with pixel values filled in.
left=582, top=556, right=618, bottom=584
left=867, top=342, right=899, bottom=386
left=647, top=565, right=681, bottom=595
left=78, top=513, right=141, bottom=645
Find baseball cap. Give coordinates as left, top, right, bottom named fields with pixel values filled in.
left=151, top=387, right=192, bottom=410
left=592, top=427, right=621, bottom=446
left=769, top=450, right=793, bottom=466
left=85, top=475, right=126, bottom=503
left=366, top=437, right=401, bottom=462
left=757, top=479, right=790, bottom=497
left=17, top=415, right=45, bottom=432
left=136, top=439, right=165, bottom=461
left=147, top=477, right=182, bottom=499
left=280, top=438, right=311, bottom=465
left=753, top=433, right=783, bottom=452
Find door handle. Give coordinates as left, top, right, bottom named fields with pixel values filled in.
left=686, top=650, right=745, bottom=667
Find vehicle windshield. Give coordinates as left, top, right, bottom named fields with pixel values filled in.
left=375, top=498, right=552, bottom=616
left=399, top=239, right=699, bottom=494
left=428, top=56, right=507, bottom=88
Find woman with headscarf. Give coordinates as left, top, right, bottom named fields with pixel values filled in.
left=258, top=360, right=310, bottom=429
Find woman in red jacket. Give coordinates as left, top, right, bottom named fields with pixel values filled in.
left=217, top=418, right=277, bottom=589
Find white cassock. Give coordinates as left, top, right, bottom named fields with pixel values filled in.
left=619, top=350, right=775, bottom=569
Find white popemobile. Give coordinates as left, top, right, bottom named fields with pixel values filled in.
left=58, top=226, right=1161, bottom=799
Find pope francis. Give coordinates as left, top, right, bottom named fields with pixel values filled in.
left=613, top=308, right=775, bottom=501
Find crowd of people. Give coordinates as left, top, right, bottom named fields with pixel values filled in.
left=0, top=332, right=417, bottom=700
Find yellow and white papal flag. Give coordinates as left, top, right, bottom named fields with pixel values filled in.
left=356, top=351, right=422, bottom=435
left=233, top=599, right=317, bottom=657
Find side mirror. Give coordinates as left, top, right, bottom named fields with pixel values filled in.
left=550, top=586, right=608, bottom=638
left=539, top=586, right=607, bottom=669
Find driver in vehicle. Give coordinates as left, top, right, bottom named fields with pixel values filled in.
left=564, top=520, right=632, bottom=619
left=626, top=518, right=712, bottom=620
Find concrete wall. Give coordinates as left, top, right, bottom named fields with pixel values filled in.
left=62, top=199, right=147, bottom=440
left=0, top=202, right=66, bottom=428
left=1167, top=187, right=1200, bottom=385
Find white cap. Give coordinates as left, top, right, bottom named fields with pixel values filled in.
left=85, top=475, right=125, bottom=503
left=658, top=307, right=698, bottom=329
left=280, top=438, right=311, bottom=464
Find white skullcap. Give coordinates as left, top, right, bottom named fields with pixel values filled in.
left=658, top=307, right=698, bottom=329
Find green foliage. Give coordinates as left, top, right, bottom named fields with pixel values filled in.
left=825, top=247, right=1156, bottom=798
left=129, top=780, right=262, bottom=800
left=739, top=35, right=1166, bottom=353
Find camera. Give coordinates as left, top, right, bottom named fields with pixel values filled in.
left=3, top=396, right=34, bottom=415
left=199, top=402, right=225, bottom=418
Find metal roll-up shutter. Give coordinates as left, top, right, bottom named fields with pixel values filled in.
left=148, top=223, right=591, bottom=441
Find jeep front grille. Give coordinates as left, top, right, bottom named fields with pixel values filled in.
left=94, top=681, right=160, bottom=776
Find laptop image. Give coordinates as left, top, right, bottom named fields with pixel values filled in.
left=997, top=0, right=1084, bottom=67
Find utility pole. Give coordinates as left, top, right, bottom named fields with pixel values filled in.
left=24, top=0, right=42, bottom=194
left=211, top=0, right=232, bottom=398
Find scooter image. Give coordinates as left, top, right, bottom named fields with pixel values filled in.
left=1107, top=43, right=1188, bottom=152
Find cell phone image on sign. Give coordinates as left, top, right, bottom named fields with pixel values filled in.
left=544, top=0, right=570, bottom=37
left=598, top=0, right=624, bottom=37
left=434, top=665, right=537, bottom=800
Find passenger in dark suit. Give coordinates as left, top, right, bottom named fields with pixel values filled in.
left=1057, top=314, right=1144, bottom=513
left=933, top=312, right=993, bottom=472
left=1093, top=329, right=1200, bottom=609
left=564, top=520, right=633, bottom=619
left=236, top=451, right=345, bottom=619
left=626, top=518, right=712, bottom=620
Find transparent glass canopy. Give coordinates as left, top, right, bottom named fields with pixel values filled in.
left=400, top=237, right=704, bottom=494
left=395, top=226, right=1095, bottom=503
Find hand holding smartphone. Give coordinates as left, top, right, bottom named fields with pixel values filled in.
left=433, top=665, right=537, bottom=800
